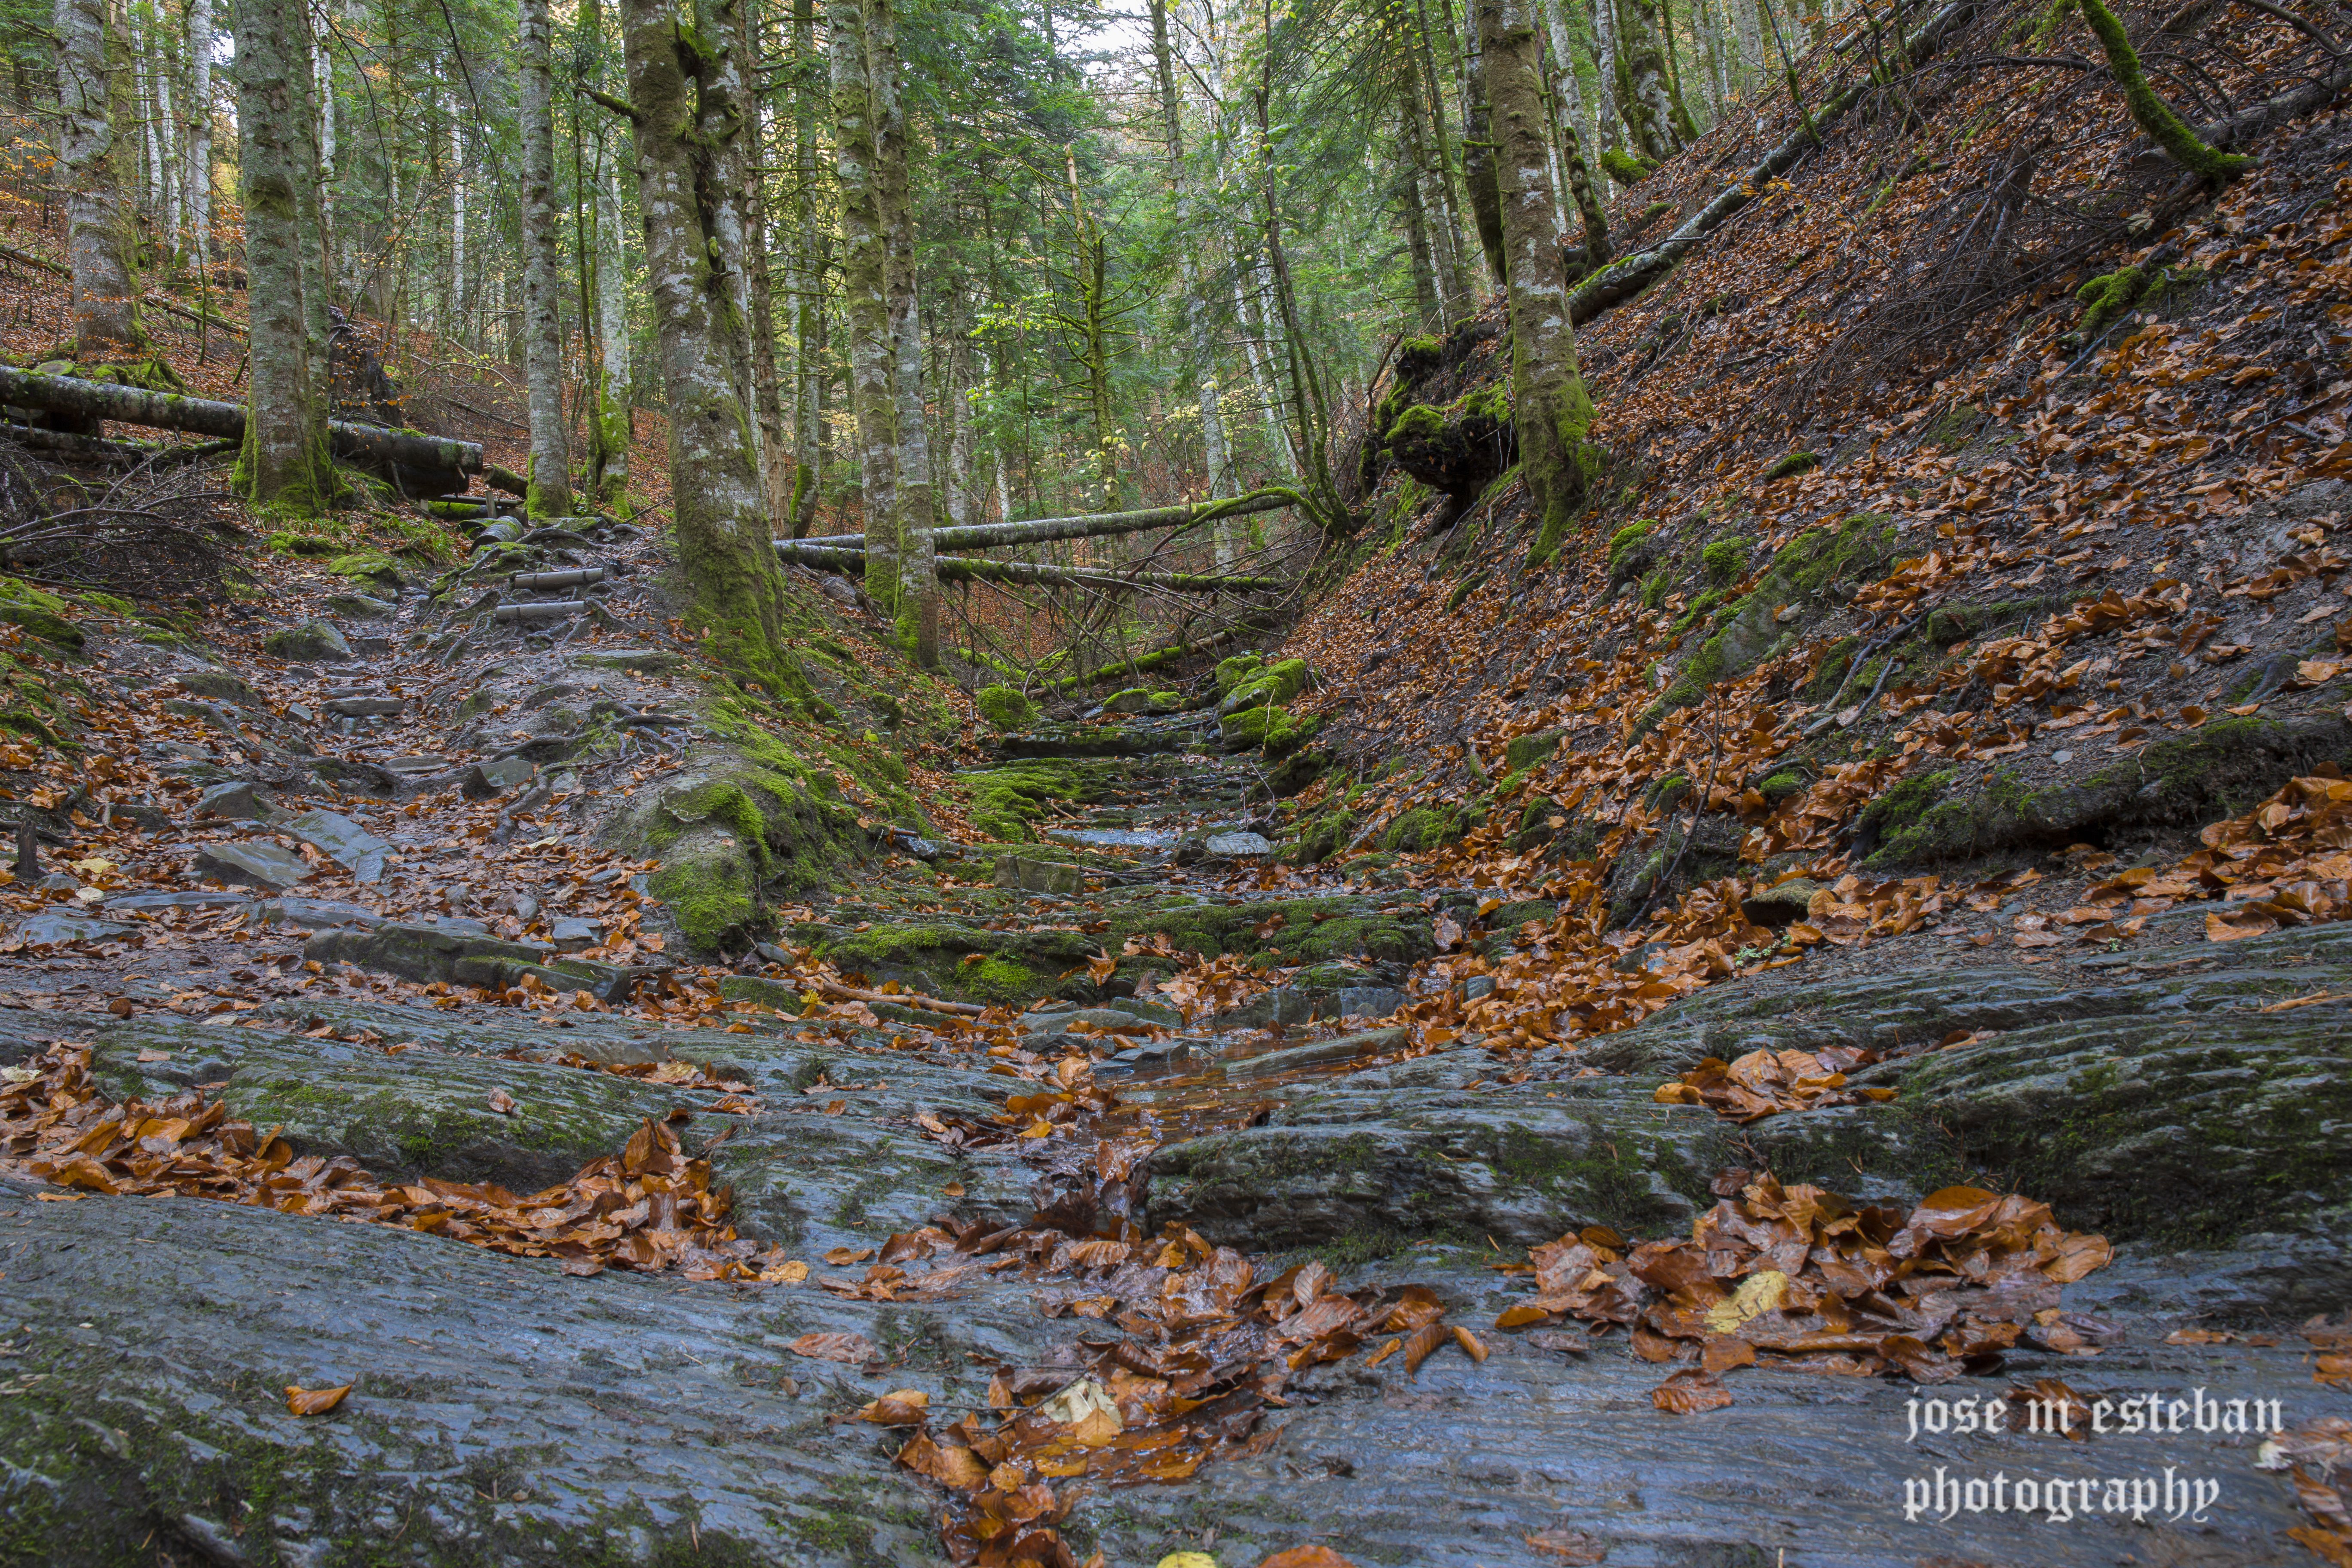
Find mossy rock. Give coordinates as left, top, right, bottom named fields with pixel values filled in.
left=1285, top=808, right=1357, bottom=864
left=958, top=759, right=1096, bottom=843
left=1656, top=512, right=1898, bottom=712
left=1601, top=147, right=1657, bottom=184
left=1762, top=450, right=1820, bottom=481
left=609, top=748, right=863, bottom=954
left=261, top=620, right=353, bottom=663
left=809, top=920, right=1095, bottom=1005
left=1921, top=404, right=1984, bottom=451
left=325, top=550, right=404, bottom=589
left=1857, top=714, right=2352, bottom=868
left=265, top=531, right=343, bottom=557
left=1505, top=729, right=1567, bottom=773
left=974, top=684, right=1039, bottom=731
left=0, top=577, right=84, bottom=651
left=1700, top=536, right=1751, bottom=586
left=1219, top=703, right=1281, bottom=751
left=1214, top=652, right=1266, bottom=698
left=1221, top=656, right=1311, bottom=713
left=1268, top=747, right=1329, bottom=798
left=1262, top=709, right=1325, bottom=760
left=1379, top=802, right=1478, bottom=854
left=1381, top=386, right=1516, bottom=498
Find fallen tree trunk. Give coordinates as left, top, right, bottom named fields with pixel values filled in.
left=1570, top=0, right=1980, bottom=325
left=787, top=487, right=1298, bottom=552
left=776, top=540, right=1286, bottom=594
left=0, top=366, right=521, bottom=494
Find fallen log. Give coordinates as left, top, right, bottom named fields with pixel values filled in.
left=776, top=540, right=1286, bottom=594
left=0, top=366, right=521, bottom=494
left=786, top=488, right=1298, bottom=552
left=1571, top=0, right=1980, bottom=325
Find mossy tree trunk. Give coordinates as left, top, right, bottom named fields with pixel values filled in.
left=2079, top=0, right=2254, bottom=183
left=1478, top=0, right=1599, bottom=550
left=1409, top=0, right=1477, bottom=312
left=736, top=0, right=795, bottom=532
left=1537, top=0, right=1611, bottom=268
left=1457, top=0, right=1510, bottom=286
left=231, top=0, right=335, bottom=514
left=519, top=0, right=575, bottom=518
left=828, top=0, right=900, bottom=617
left=1615, top=0, right=1682, bottom=160
left=618, top=0, right=811, bottom=700
left=1397, top=56, right=1468, bottom=323
left=866, top=0, right=941, bottom=665
left=54, top=0, right=148, bottom=358
left=787, top=0, right=827, bottom=539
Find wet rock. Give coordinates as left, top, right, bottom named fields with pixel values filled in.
left=321, top=695, right=403, bottom=718
left=1203, top=830, right=1272, bottom=859
left=255, top=897, right=385, bottom=931
left=322, top=592, right=396, bottom=619
left=993, top=855, right=1088, bottom=896
left=1739, top=876, right=1826, bottom=926
left=716, top=975, right=806, bottom=1014
left=173, top=670, right=262, bottom=709
left=572, top=647, right=681, bottom=673
left=35, top=871, right=78, bottom=892
left=282, top=807, right=392, bottom=883
left=548, top=917, right=603, bottom=952
left=1333, top=985, right=1405, bottom=1018
left=6, top=910, right=135, bottom=944
left=193, top=780, right=282, bottom=823
left=104, top=889, right=254, bottom=915
left=1223, top=1026, right=1409, bottom=1081
left=193, top=840, right=312, bottom=891
left=464, top=755, right=538, bottom=797
left=89, top=1020, right=689, bottom=1193
left=303, top=921, right=552, bottom=988
left=261, top=621, right=352, bottom=662
left=1147, top=1078, right=1947, bottom=1251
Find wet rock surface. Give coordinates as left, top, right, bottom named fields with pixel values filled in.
left=5, top=609, right=2346, bottom=1568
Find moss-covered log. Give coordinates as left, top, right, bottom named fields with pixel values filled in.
left=776, top=540, right=1285, bottom=594
left=788, top=488, right=1297, bottom=552
left=0, top=365, right=505, bottom=485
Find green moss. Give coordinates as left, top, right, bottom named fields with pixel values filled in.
left=1214, top=652, right=1267, bottom=698
left=1657, top=513, right=1897, bottom=714
left=1386, top=403, right=1445, bottom=443
left=1505, top=730, right=1566, bottom=772
left=974, top=684, right=1039, bottom=731
left=1262, top=709, right=1324, bottom=760
left=1759, top=770, right=1806, bottom=803
left=326, top=550, right=402, bottom=588
left=1379, top=803, right=1472, bottom=854
left=1763, top=450, right=1820, bottom=481
left=1601, top=147, right=1657, bottom=184
left=966, top=955, right=1039, bottom=1004
left=0, top=576, right=84, bottom=651
left=1700, top=536, right=1751, bottom=585
left=1224, top=656, right=1310, bottom=710
left=1640, top=564, right=1672, bottom=608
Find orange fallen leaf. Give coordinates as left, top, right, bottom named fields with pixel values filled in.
left=1652, top=1369, right=1733, bottom=1414
left=855, top=1388, right=930, bottom=1425
left=788, top=1331, right=872, bottom=1362
left=1258, top=1549, right=1361, bottom=1568
left=286, top=1382, right=352, bottom=1416
left=487, top=1087, right=517, bottom=1115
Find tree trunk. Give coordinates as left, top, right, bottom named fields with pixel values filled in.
left=618, top=0, right=810, bottom=699
left=1398, top=119, right=1442, bottom=330
left=1593, top=0, right=1621, bottom=179
left=1398, top=66, right=1469, bottom=323
left=775, top=541, right=1285, bottom=594
left=735, top=0, right=793, bottom=530
left=1409, top=0, right=1475, bottom=309
left=792, top=488, right=1294, bottom=550
left=786, top=0, right=824, bottom=538
left=54, top=0, right=147, bottom=357
left=187, top=0, right=214, bottom=274
left=1455, top=0, right=1509, bottom=285
left=828, top=0, right=899, bottom=615
left=1151, top=0, right=1235, bottom=510
left=592, top=154, right=633, bottom=506
left=1478, top=0, right=1598, bottom=554
left=865, top=0, right=940, bottom=665
left=518, top=0, right=575, bottom=517
left=1616, top=0, right=1683, bottom=159
left=1539, top=0, right=1611, bottom=266
left=230, top=0, right=334, bottom=512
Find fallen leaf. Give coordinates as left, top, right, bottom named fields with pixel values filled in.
left=855, top=1388, right=930, bottom=1425
left=823, top=1246, right=876, bottom=1265
left=1523, top=1527, right=1609, bottom=1563
left=760, top=1259, right=811, bottom=1284
left=285, top=1382, right=352, bottom=1416
left=1651, top=1370, right=1733, bottom=1414
left=788, top=1331, right=872, bottom=1362
left=1257, top=1550, right=1361, bottom=1568
left=487, top=1087, right=517, bottom=1116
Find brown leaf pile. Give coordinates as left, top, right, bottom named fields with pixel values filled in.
left=2263, top=1415, right=2352, bottom=1566
left=1652, top=1045, right=1896, bottom=1121
left=867, top=1221, right=1464, bottom=1566
left=1494, top=1173, right=2114, bottom=1405
left=0, top=1044, right=790, bottom=1281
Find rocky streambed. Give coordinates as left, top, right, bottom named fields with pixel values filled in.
left=2, top=613, right=2347, bottom=1567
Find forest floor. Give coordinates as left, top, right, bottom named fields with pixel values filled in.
left=7, top=0, right=2352, bottom=1562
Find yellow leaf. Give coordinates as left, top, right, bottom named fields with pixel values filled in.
left=285, top=1382, right=352, bottom=1416
left=1704, top=1270, right=1788, bottom=1335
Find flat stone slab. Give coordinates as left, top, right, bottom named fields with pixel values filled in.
left=993, top=855, right=1088, bottom=896
left=322, top=695, right=403, bottom=717
left=255, top=896, right=385, bottom=931
left=3, top=911, right=135, bottom=944
left=0, top=1171, right=2328, bottom=1567
left=193, top=840, right=312, bottom=891
left=103, top=890, right=254, bottom=915
left=283, top=807, right=392, bottom=883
